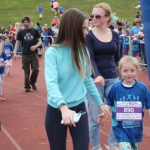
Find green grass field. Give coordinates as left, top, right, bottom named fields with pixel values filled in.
left=0, top=0, right=141, bottom=29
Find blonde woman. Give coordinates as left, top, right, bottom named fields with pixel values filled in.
left=86, top=2, right=120, bottom=150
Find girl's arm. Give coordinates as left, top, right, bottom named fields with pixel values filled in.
left=45, top=48, right=76, bottom=126
left=84, top=60, right=108, bottom=116
left=97, top=105, right=112, bottom=125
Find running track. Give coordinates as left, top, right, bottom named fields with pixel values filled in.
left=0, top=57, right=150, bottom=150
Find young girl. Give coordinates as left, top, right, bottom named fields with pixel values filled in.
left=37, top=5, right=43, bottom=19
left=0, top=42, right=8, bottom=101
left=44, top=8, right=107, bottom=150
left=122, top=29, right=130, bottom=56
left=3, top=37, right=14, bottom=76
left=98, top=56, right=150, bottom=150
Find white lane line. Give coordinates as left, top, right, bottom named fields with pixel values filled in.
left=12, top=64, right=44, bottom=70
left=2, top=125, right=23, bottom=150
left=4, top=82, right=47, bottom=101
left=100, top=130, right=109, bottom=136
left=8, top=71, right=45, bottom=80
left=33, top=94, right=47, bottom=101
left=4, top=82, right=23, bottom=90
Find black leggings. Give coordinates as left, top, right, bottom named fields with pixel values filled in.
left=45, top=102, right=89, bottom=150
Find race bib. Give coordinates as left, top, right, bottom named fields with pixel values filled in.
left=0, top=58, right=4, bottom=66
left=116, top=101, right=142, bottom=121
left=5, top=49, right=11, bottom=57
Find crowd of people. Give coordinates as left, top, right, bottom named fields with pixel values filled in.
left=0, top=1, right=150, bottom=150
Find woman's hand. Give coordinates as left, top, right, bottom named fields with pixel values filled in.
left=60, top=105, right=76, bottom=127
left=94, top=76, right=105, bottom=86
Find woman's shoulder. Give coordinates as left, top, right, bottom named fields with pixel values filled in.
left=111, top=29, right=118, bottom=35
left=111, top=29, right=119, bottom=39
left=86, top=30, right=94, bottom=39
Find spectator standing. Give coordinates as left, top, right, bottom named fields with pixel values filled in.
left=14, top=16, right=42, bottom=92
left=51, top=23, right=59, bottom=40
left=9, top=25, right=16, bottom=48
left=138, top=27, right=147, bottom=69
left=35, top=22, right=43, bottom=55
left=42, top=27, right=48, bottom=52
left=131, top=18, right=141, bottom=62
left=44, top=24, right=55, bottom=45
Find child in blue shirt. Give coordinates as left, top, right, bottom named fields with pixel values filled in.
left=0, top=42, right=8, bottom=101
left=3, top=37, right=13, bottom=76
left=98, top=56, right=150, bottom=150
left=37, top=5, right=43, bottom=19
left=59, top=6, right=64, bottom=17
left=123, top=29, right=130, bottom=56
left=42, top=27, right=48, bottom=52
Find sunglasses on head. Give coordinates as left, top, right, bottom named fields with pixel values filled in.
left=90, top=14, right=107, bottom=19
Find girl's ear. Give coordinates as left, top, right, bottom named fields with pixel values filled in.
left=118, top=68, right=121, bottom=74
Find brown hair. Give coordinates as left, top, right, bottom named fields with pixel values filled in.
left=54, top=8, right=92, bottom=78
left=94, top=2, right=113, bottom=25
left=21, top=16, right=31, bottom=23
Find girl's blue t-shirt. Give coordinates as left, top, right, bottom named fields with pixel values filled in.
left=106, top=81, right=150, bottom=143
left=38, top=6, right=43, bottom=13
left=0, top=52, right=8, bottom=74
left=3, top=44, right=14, bottom=60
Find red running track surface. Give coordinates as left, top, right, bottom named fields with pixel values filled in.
left=0, top=57, right=150, bottom=150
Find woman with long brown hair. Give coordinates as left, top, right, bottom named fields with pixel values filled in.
left=44, top=8, right=107, bottom=150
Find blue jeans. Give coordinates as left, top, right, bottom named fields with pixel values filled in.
left=87, top=77, right=119, bottom=150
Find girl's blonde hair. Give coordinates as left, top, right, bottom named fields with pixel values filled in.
left=94, top=2, right=113, bottom=25
left=124, top=28, right=130, bottom=35
left=118, top=56, right=139, bottom=71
